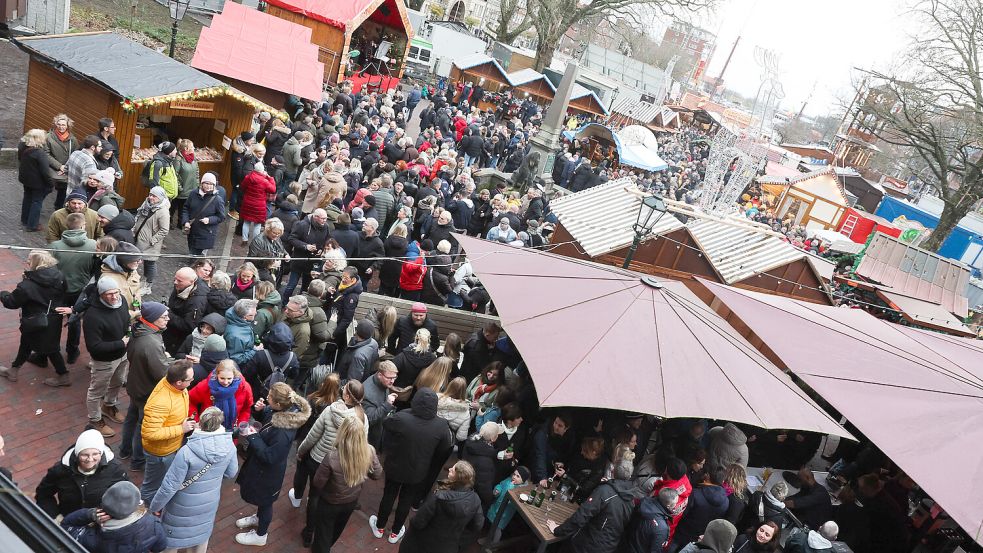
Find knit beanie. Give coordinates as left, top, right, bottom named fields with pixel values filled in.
left=66, top=189, right=88, bottom=204
left=97, top=205, right=119, bottom=220
left=515, top=466, right=531, bottom=483
left=101, top=481, right=141, bottom=519
left=159, top=141, right=176, bottom=155
left=96, top=276, right=120, bottom=294
left=411, top=302, right=428, bottom=314
left=203, top=334, right=226, bottom=352
left=114, top=241, right=142, bottom=267
left=140, top=301, right=167, bottom=323
left=74, top=429, right=107, bottom=457
left=356, top=319, right=375, bottom=339
left=94, top=168, right=116, bottom=187
left=149, top=186, right=168, bottom=201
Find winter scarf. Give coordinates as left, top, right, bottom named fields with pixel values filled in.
left=208, top=375, right=242, bottom=430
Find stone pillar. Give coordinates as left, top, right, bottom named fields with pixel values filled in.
left=25, top=0, right=70, bottom=34
left=528, top=60, right=579, bottom=193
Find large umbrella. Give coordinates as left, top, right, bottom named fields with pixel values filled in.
left=457, top=235, right=851, bottom=438
left=698, top=278, right=983, bottom=545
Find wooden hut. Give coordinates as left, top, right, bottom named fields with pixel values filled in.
left=450, top=53, right=512, bottom=111
left=568, top=84, right=609, bottom=118
left=506, top=68, right=555, bottom=106
left=548, top=179, right=833, bottom=305
left=15, top=32, right=284, bottom=209
left=265, top=0, right=413, bottom=91
left=760, top=167, right=849, bottom=231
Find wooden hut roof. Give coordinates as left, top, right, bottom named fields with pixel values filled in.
left=265, top=0, right=412, bottom=36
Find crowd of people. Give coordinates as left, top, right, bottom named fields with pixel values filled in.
left=0, top=78, right=922, bottom=553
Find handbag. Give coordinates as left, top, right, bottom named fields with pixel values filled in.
left=180, top=462, right=213, bottom=490
left=20, top=300, right=52, bottom=333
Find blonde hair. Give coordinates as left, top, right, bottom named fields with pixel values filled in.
left=198, top=406, right=225, bottom=432
left=342, top=379, right=366, bottom=422
left=210, top=271, right=232, bottom=291
left=214, top=359, right=242, bottom=379
left=268, top=382, right=297, bottom=408
left=336, top=417, right=373, bottom=488
left=255, top=280, right=275, bottom=301
left=441, top=377, right=467, bottom=401
left=236, top=261, right=259, bottom=280
left=177, top=138, right=194, bottom=153
left=376, top=306, right=398, bottom=345
left=411, top=328, right=431, bottom=353
left=28, top=250, right=58, bottom=271
left=309, top=372, right=340, bottom=408
left=440, top=460, right=475, bottom=490
left=723, top=463, right=748, bottom=500
left=51, top=113, right=73, bottom=129
left=377, top=360, right=398, bottom=376
left=442, top=333, right=462, bottom=362
left=390, top=224, right=407, bottom=238
left=22, top=129, right=46, bottom=148
left=250, top=143, right=266, bottom=157
left=415, top=356, right=455, bottom=393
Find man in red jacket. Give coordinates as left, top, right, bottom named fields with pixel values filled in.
left=651, top=458, right=693, bottom=547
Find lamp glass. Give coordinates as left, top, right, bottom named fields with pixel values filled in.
left=636, top=195, right=668, bottom=233
left=169, top=0, right=190, bottom=21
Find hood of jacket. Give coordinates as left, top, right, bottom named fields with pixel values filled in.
left=807, top=530, right=833, bottom=550
left=303, top=292, right=324, bottom=309
left=59, top=228, right=90, bottom=247
left=701, top=519, right=738, bottom=553
left=258, top=290, right=282, bottom=310
left=717, top=423, right=747, bottom=446
left=405, top=240, right=422, bottom=260
left=411, top=387, right=439, bottom=420
left=186, top=430, right=235, bottom=464
left=639, top=495, right=673, bottom=522
left=201, top=312, right=227, bottom=335
left=606, top=478, right=640, bottom=501
left=131, top=318, right=163, bottom=339
left=271, top=396, right=311, bottom=430
left=199, top=348, right=228, bottom=371
left=338, top=279, right=363, bottom=299
left=266, top=321, right=294, bottom=353
left=289, top=307, right=313, bottom=325
left=26, top=266, right=64, bottom=289
left=694, top=484, right=730, bottom=510
left=438, top=395, right=469, bottom=414
left=434, top=487, right=480, bottom=513
left=104, top=210, right=135, bottom=235
left=225, top=306, right=252, bottom=328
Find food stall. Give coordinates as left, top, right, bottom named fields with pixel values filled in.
left=15, top=32, right=286, bottom=209
left=506, top=68, right=556, bottom=107
left=450, top=53, right=512, bottom=111
left=568, top=84, right=609, bottom=118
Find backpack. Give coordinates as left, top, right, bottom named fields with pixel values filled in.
left=140, top=159, right=156, bottom=188
left=262, top=350, right=295, bottom=389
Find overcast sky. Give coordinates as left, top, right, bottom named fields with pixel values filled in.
left=674, top=0, right=915, bottom=117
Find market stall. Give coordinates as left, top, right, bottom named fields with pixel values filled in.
left=15, top=32, right=284, bottom=209
left=506, top=68, right=556, bottom=107
left=560, top=123, right=668, bottom=172
left=568, top=84, right=609, bottom=118
left=761, top=167, right=849, bottom=230
left=450, top=53, right=511, bottom=111
left=265, top=0, right=412, bottom=91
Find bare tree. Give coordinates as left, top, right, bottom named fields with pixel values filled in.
left=485, top=0, right=535, bottom=44
left=862, top=0, right=983, bottom=252
left=526, top=0, right=714, bottom=72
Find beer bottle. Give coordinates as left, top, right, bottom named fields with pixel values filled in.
left=550, top=490, right=558, bottom=502
left=534, top=491, right=545, bottom=507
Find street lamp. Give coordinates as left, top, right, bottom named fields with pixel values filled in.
left=168, top=0, right=191, bottom=59
left=622, top=194, right=668, bottom=269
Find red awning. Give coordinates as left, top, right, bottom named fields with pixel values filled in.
left=700, top=278, right=983, bottom=546
left=457, top=235, right=851, bottom=437
left=265, top=0, right=408, bottom=32
left=191, top=2, right=324, bottom=100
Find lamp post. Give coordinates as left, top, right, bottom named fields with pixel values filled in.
left=622, top=194, right=668, bottom=269
left=168, top=0, right=191, bottom=59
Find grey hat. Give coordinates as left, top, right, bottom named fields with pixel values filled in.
left=101, top=481, right=141, bottom=519
left=140, top=301, right=167, bottom=323
left=770, top=481, right=789, bottom=501
left=114, top=241, right=142, bottom=267
left=97, top=276, right=120, bottom=295
left=203, top=333, right=226, bottom=352
left=149, top=186, right=168, bottom=201
left=355, top=319, right=375, bottom=339
left=97, top=204, right=119, bottom=220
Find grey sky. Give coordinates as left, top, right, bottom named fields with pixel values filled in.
left=689, top=0, right=914, bottom=117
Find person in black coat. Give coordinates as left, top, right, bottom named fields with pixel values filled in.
left=785, top=467, right=832, bottom=531
left=466, top=190, right=493, bottom=237
left=283, top=209, right=330, bottom=299
left=235, top=383, right=311, bottom=546
left=380, top=229, right=409, bottom=297
left=352, top=221, right=385, bottom=289
left=462, top=423, right=501, bottom=509
left=60, top=481, right=167, bottom=553
left=568, top=162, right=594, bottom=192
left=372, top=388, right=453, bottom=542
left=181, top=175, right=226, bottom=256
left=459, top=323, right=504, bottom=383
left=18, top=131, right=54, bottom=230
left=162, top=269, right=209, bottom=355
left=399, top=460, right=484, bottom=553
left=240, top=322, right=299, bottom=400
left=550, top=459, right=638, bottom=553
left=672, top=469, right=731, bottom=552
left=421, top=254, right=452, bottom=307
left=36, top=430, right=128, bottom=518
left=271, top=199, right=300, bottom=237
left=625, top=488, right=678, bottom=553
left=0, top=253, right=68, bottom=384
left=331, top=213, right=360, bottom=258
left=387, top=307, right=440, bottom=354
left=101, top=208, right=135, bottom=245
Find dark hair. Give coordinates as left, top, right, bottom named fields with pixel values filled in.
left=748, top=521, right=781, bottom=551
left=501, top=402, right=522, bottom=423
left=338, top=212, right=352, bottom=224
left=342, top=266, right=359, bottom=280
left=481, top=361, right=504, bottom=384
left=709, top=466, right=726, bottom=485
left=98, top=117, right=113, bottom=131
left=665, top=457, right=687, bottom=480
left=83, top=134, right=101, bottom=149
left=553, top=412, right=573, bottom=430
left=166, top=359, right=194, bottom=384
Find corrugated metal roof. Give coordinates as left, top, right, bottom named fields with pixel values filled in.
left=687, top=218, right=809, bottom=284
left=855, top=232, right=970, bottom=316
left=876, top=290, right=975, bottom=337
left=611, top=98, right=662, bottom=123
left=550, top=178, right=684, bottom=257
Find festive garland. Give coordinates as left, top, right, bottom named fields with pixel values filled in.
left=120, top=86, right=289, bottom=120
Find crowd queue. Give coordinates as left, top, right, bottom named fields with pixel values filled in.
left=0, top=82, right=918, bottom=553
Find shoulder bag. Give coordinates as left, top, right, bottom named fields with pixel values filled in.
left=21, top=300, right=53, bottom=333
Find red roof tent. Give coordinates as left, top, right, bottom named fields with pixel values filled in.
left=265, top=0, right=411, bottom=35
left=191, top=2, right=324, bottom=101
left=836, top=207, right=901, bottom=244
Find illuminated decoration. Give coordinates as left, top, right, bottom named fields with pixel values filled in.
left=699, top=126, right=765, bottom=215
left=748, top=46, right=784, bottom=140
left=119, top=85, right=289, bottom=120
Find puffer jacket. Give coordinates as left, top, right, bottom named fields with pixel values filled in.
left=463, top=438, right=498, bottom=508
left=148, top=430, right=238, bottom=548
left=301, top=292, right=331, bottom=368
left=104, top=210, right=136, bottom=245
left=313, top=447, right=383, bottom=504
left=204, top=287, right=236, bottom=316
left=554, top=479, right=638, bottom=553
left=673, top=484, right=730, bottom=549
left=224, top=306, right=257, bottom=365
left=237, top=397, right=312, bottom=505
left=61, top=507, right=167, bottom=553
left=253, top=290, right=283, bottom=339
left=382, top=388, right=453, bottom=484
left=437, top=395, right=472, bottom=442
left=298, top=399, right=370, bottom=463
left=706, top=423, right=749, bottom=473
left=625, top=495, right=673, bottom=553
left=400, top=487, right=484, bottom=553
left=36, top=447, right=128, bottom=518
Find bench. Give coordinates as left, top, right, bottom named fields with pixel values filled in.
left=354, top=292, right=501, bottom=344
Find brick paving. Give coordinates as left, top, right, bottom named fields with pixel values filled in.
left=0, top=164, right=513, bottom=552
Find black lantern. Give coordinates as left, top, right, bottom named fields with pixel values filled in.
left=623, top=194, right=669, bottom=269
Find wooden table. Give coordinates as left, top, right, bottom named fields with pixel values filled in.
left=488, top=484, right=578, bottom=553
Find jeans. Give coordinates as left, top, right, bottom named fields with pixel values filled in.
left=21, top=187, right=46, bottom=228
left=52, top=180, right=67, bottom=210
left=243, top=221, right=262, bottom=241
left=230, top=185, right=242, bottom=212
left=463, top=153, right=476, bottom=167
left=282, top=267, right=313, bottom=300
left=375, top=477, right=421, bottom=534
left=86, top=356, right=128, bottom=423
left=488, top=155, right=500, bottom=170
left=141, top=451, right=177, bottom=504
left=312, top=500, right=357, bottom=553
left=63, top=292, right=81, bottom=356
left=120, top=399, right=146, bottom=465
left=256, top=502, right=273, bottom=536
left=142, top=260, right=158, bottom=285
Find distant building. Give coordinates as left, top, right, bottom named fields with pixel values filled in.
left=579, top=44, right=666, bottom=98
left=661, top=21, right=715, bottom=62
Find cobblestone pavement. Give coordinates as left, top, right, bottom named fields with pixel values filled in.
left=0, top=161, right=496, bottom=553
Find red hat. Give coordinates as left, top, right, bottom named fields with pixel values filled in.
left=411, top=302, right=428, bottom=314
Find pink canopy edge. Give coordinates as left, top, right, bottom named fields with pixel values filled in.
left=699, top=278, right=983, bottom=545
left=191, top=2, right=324, bottom=101
left=457, top=235, right=851, bottom=438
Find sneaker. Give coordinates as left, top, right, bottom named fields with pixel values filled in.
left=368, top=515, right=384, bottom=539
left=387, top=526, right=406, bottom=544
left=102, top=404, right=125, bottom=424
left=288, top=488, right=302, bottom=508
left=88, top=419, right=115, bottom=438
left=229, top=210, right=240, bottom=221
left=235, top=530, right=267, bottom=546
left=0, top=365, right=19, bottom=382
left=138, top=284, right=153, bottom=297
left=43, top=374, right=71, bottom=387
left=235, top=515, right=259, bottom=529
left=66, top=350, right=80, bottom=364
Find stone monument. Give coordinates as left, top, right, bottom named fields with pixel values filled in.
left=528, top=60, right=580, bottom=194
